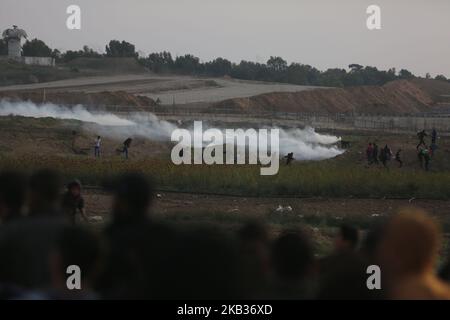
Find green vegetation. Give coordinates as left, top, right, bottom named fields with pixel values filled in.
left=22, top=38, right=54, bottom=57
left=105, top=40, right=137, bottom=58
left=3, top=36, right=450, bottom=87
left=141, top=53, right=426, bottom=87
left=0, top=155, right=449, bottom=200
left=0, top=59, right=80, bottom=86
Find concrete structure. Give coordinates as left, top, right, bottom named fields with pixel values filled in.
left=2, top=25, right=27, bottom=58
left=22, top=56, right=55, bottom=67
left=2, top=25, right=54, bottom=67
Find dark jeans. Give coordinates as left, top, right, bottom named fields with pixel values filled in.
left=94, top=146, right=100, bottom=157
left=123, top=146, right=128, bottom=159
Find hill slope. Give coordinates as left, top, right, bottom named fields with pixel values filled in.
left=211, top=80, right=442, bottom=114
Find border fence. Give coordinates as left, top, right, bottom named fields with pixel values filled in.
left=80, top=103, right=450, bottom=133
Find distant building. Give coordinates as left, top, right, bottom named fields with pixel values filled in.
left=2, top=25, right=27, bottom=58
left=1, top=25, right=54, bottom=67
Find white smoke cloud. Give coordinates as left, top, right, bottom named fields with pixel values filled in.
left=278, top=127, right=343, bottom=160
left=0, top=100, right=344, bottom=160
left=0, top=100, right=134, bottom=126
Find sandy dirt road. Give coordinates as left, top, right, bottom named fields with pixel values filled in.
left=0, top=74, right=320, bottom=104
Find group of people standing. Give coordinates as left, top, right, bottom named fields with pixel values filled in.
left=366, top=128, right=439, bottom=171
left=366, top=143, right=401, bottom=168
left=416, top=128, right=438, bottom=171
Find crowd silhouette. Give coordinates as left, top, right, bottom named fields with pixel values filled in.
left=1, top=169, right=450, bottom=300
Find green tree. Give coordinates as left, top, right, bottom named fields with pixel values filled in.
left=174, top=54, right=201, bottom=74
left=145, top=51, right=174, bottom=72
left=204, top=57, right=232, bottom=76
left=435, top=74, right=448, bottom=82
left=398, top=69, right=414, bottom=79
left=267, top=56, right=287, bottom=73
left=349, top=64, right=364, bottom=72
left=105, top=40, right=137, bottom=58
left=22, top=38, right=52, bottom=57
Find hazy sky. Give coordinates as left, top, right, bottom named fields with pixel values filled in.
left=1, top=0, right=449, bottom=77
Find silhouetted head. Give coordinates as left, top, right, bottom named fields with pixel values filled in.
left=271, top=230, right=313, bottom=281
left=238, top=221, right=269, bottom=245
left=360, top=221, right=386, bottom=262
left=335, top=225, right=359, bottom=252
left=28, top=169, right=62, bottom=217
left=378, top=208, right=441, bottom=279
left=0, top=171, right=27, bottom=223
left=152, top=227, right=242, bottom=299
left=318, top=252, right=379, bottom=300
left=108, top=173, right=154, bottom=223
left=67, top=180, right=82, bottom=198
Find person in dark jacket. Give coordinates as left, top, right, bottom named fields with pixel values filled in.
left=416, top=130, right=427, bottom=149
left=284, top=152, right=295, bottom=165
left=122, top=138, right=132, bottom=159
left=372, top=143, right=379, bottom=165
left=395, top=149, right=403, bottom=168
left=62, top=180, right=88, bottom=225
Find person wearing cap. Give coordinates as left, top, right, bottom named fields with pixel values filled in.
left=62, top=180, right=88, bottom=224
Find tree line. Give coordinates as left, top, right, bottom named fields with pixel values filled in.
left=1, top=37, right=448, bottom=87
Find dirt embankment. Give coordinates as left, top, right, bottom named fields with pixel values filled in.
left=0, top=90, right=156, bottom=108
left=212, top=80, right=443, bottom=114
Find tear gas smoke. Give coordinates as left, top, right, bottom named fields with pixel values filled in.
left=0, top=100, right=344, bottom=160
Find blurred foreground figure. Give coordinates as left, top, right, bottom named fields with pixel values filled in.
left=98, top=173, right=169, bottom=298
left=28, top=169, right=63, bottom=218
left=334, top=225, right=359, bottom=253
left=269, top=230, right=315, bottom=299
left=0, top=171, right=27, bottom=224
left=378, top=209, right=450, bottom=299
left=237, top=222, right=271, bottom=298
left=108, top=173, right=153, bottom=226
left=317, top=225, right=378, bottom=299
left=0, top=170, right=67, bottom=295
left=48, top=226, right=101, bottom=299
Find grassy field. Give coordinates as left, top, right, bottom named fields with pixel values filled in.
left=0, top=155, right=449, bottom=199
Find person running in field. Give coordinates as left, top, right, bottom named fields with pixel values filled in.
left=380, top=145, right=392, bottom=168
left=417, top=148, right=431, bottom=171
left=395, top=149, right=403, bottom=168
left=430, top=143, right=438, bottom=158
left=366, top=143, right=374, bottom=165
left=416, top=130, right=427, bottom=149
left=94, top=136, right=101, bottom=158
left=62, top=180, right=88, bottom=225
left=372, top=143, right=379, bottom=165
left=431, top=128, right=437, bottom=145
left=284, top=152, right=295, bottom=165
left=122, top=138, right=132, bottom=159
left=418, top=148, right=424, bottom=169
left=422, top=148, right=431, bottom=171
